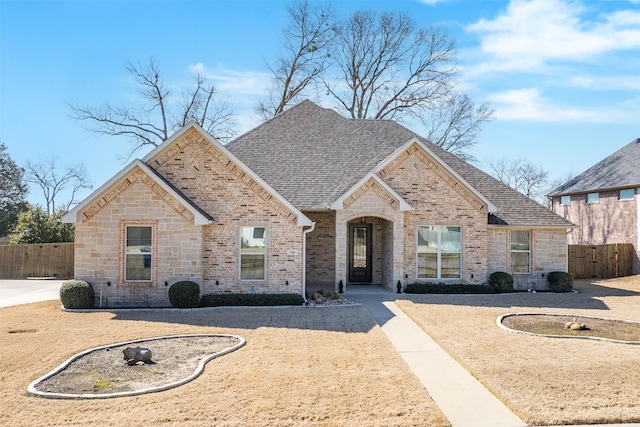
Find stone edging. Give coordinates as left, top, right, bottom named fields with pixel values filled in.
left=497, top=313, right=640, bottom=345
left=27, top=333, right=246, bottom=399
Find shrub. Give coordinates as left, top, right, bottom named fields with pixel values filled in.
left=547, top=271, right=574, bottom=292
left=488, top=271, right=514, bottom=293
left=200, top=293, right=304, bottom=307
left=168, top=280, right=201, bottom=308
left=60, top=279, right=95, bottom=309
left=404, top=283, right=496, bottom=294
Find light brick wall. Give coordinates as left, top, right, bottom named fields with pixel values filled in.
left=379, top=143, right=487, bottom=284
left=304, top=211, right=336, bottom=286
left=551, top=190, right=639, bottom=273
left=147, top=128, right=304, bottom=295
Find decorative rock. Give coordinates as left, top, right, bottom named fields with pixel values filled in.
left=565, top=322, right=588, bottom=330
left=312, top=292, right=323, bottom=300
left=123, top=347, right=153, bottom=365
left=315, top=296, right=327, bottom=303
left=331, top=291, right=341, bottom=300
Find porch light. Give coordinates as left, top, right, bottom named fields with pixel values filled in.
left=397, top=280, right=402, bottom=293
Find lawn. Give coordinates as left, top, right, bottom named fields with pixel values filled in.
left=396, top=275, right=640, bottom=426
left=0, top=302, right=448, bottom=427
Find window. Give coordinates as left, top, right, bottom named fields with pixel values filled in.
left=620, top=188, right=635, bottom=200
left=510, top=230, right=530, bottom=274
left=587, top=192, right=599, bottom=203
left=240, top=226, right=266, bottom=280
left=125, top=226, right=152, bottom=281
left=560, top=195, right=570, bottom=205
left=417, top=226, right=461, bottom=279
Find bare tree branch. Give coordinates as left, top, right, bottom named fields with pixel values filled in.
left=489, top=158, right=549, bottom=203
left=24, top=158, right=92, bottom=214
left=256, top=0, right=335, bottom=119
left=68, top=57, right=236, bottom=156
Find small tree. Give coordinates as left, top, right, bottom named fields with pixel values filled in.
left=10, top=205, right=74, bottom=244
left=0, top=141, right=28, bottom=237
left=489, top=158, right=549, bottom=203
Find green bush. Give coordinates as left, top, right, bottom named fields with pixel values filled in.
left=404, top=283, right=496, bottom=294
left=488, top=271, right=514, bottom=293
left=547, top=271, right=573, bottom=292
left=60, top=279, right=95, bottom=309
left=200, top=293, right=304, bottom=307
left=168, top=281, right=201, bottom=308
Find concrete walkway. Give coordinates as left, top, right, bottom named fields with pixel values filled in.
left=347, top=285, right=640, bottom=427
left=349, top=285, right=526, bottom=427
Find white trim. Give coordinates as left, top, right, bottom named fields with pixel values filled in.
left=142, top=121, right=313, bottom=227
left=374, top=137, right=498, bottom=213
left=61, top=159, right=213, bottom=225
left=329, top=173, right=412, bottom=211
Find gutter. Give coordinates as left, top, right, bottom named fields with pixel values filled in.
left=301, top=222, right=316, bottom=303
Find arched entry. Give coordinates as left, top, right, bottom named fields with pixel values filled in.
left=346, top=215, right=396, bottom=286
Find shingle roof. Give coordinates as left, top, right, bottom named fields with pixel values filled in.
left=548, top=138, right=640, bottom=196
left=228, top=100, right=573, bottom=228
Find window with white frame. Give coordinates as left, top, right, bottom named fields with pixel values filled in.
left=125, top=226, right=153, bottom=281
left=587, top=192, right=599, bottom=203
left=620, top=188, right=634, bottom=200
left=240, top=226, right=266, bottom=280
left=417, top=226, right=461, bottom=279
left=510, top=230, right=530, bottom=274
left=560, top=195, right=570, bottom=205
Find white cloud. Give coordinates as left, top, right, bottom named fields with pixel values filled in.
left=188, top=63, right=271, bottom=96
left=417, top=0, right=449, bottom=5
left=487, top=87, right=639, bottom=123
left=467, top=0, right=640, bottom=72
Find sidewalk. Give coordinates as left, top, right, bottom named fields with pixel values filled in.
left=348, top=285, right=640, bottom=427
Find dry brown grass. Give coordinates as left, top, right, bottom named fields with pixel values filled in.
left=0, top=302, right=448, bottom=427
left=396, top=275, right=640, bottom=426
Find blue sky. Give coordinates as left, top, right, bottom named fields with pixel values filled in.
left=1, top=0, right=639, bottom=207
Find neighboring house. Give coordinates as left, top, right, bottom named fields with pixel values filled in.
left=63, top=101, right=574, bottom=306
left=548, top=138, right=640, bottom=274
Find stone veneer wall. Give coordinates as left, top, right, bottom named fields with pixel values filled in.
left=487, top=228, right=568, bottom=291
left=74, top=178, right=203, bottom=307
left=304, top=211, right=336, bottom=287
left=146, top=128, right=304, bottom=294
left=378, top=143, right=488, bottom=284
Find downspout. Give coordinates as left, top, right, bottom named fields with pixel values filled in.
left=302, top=222, right=316, bottom=303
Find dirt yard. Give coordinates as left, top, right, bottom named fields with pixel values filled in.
left=0, top=303, right=448, bottom=427
left=396, top=275, right=640, bottom=426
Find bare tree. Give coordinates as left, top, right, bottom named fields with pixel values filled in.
left=24, top=158, right=92, bottom=214
left=424, top=93, right=494, bottom=161
left=256, top=0, right=335, bottom=119
left=489, top=158, right=549, bottom=203
left=326, top=11, right=456, bottom=120
left=67, top=57, right=235, bottom=155
left=317, top=9, right=493, bottom=158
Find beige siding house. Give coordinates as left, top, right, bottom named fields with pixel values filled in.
left=64, top=101, right=574, bottom=306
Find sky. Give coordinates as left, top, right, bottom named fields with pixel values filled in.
left=1, top=0, right=639, bottom=208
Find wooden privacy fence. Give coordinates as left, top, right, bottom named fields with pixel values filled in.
left=568, top=243, right=634, bottom=279
left=0, top=242, right=74, bottom=279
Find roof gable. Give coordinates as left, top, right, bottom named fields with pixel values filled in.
left=374, top=138, right=498, bottom=213
left=142, top=122, right=312, bottom=227
left=61, top=160, right=213, bottom=225
left=329, top=173, right=412, bottom=211
left=549, top=138, right=640, bottom=196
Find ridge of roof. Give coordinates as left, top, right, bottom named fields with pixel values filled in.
left=228, top=100, right=573, bottom=228
left=548, top=138, right=640, bottom=196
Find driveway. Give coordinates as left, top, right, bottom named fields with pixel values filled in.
left=0, top=279, right=64, bottom=308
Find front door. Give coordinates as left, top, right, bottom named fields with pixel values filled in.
left=349, top=223, right=372, bottom=283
